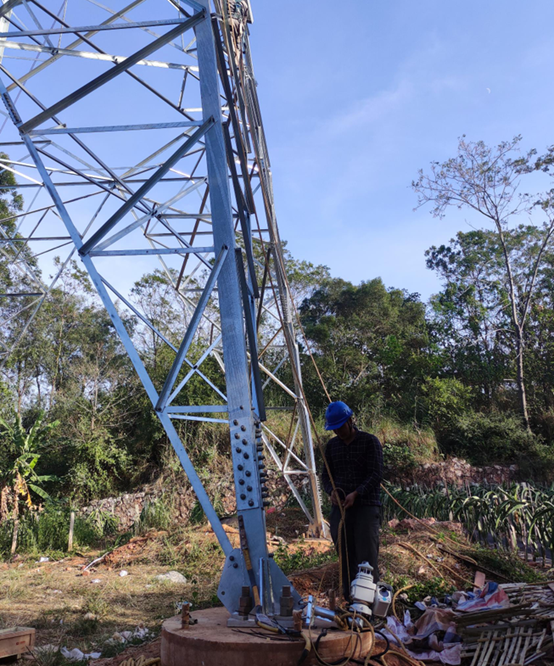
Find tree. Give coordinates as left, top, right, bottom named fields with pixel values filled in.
left=0, top=154, right=36, bottom=372
left=282, top=245, right=330, bottom=307
left=0, top=153, right=24, bottom=289
left=426, top=230, right=513, bottom=406
left=130, top=268, right=191, bottom=371
left=414, top=136, right=554, bottom=428
left=300, top=277, right=430, bottom=417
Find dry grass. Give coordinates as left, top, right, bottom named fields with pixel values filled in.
left=0, top=513, right=510, bottom=659
left=0, top=513, right=332, bottom=654
left=0, top=526, right=227, bottom=654
left=380, top=523, right=473, bottom=591
left=0, top=558, right=186, bottom=650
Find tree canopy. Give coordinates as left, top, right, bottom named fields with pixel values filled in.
left=3, top=136, right=554, bottom=511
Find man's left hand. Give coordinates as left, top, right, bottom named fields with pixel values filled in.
left=343, top=491, right=358, bottom=510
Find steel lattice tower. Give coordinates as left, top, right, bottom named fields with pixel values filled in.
left=0, top=0, right=327, bottom=613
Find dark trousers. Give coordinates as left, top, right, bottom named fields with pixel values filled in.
left=329, top=504, right=381, bottom=601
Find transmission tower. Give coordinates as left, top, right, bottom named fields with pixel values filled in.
left=0, top=0, right=327, bottom=613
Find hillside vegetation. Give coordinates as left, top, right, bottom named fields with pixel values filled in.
left=2, top=137, right=554, bottom=533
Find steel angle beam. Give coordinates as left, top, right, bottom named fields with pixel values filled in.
left=0, top=291, right=43, bottom=297
left=18, top=118, right=233, bottom=559
left=5, top=0, right=149, bottom=92
left=0, top=40, right=197, bottom=71
left=89, top=247, right=214, bottom=256
left=80, top=120, right=214, bottom=255
left=235, top=248, right=265, bottom=421
left=213, top=1, right=327, bottom=537
left=29, top=122, right=202, bottom=135
left=18, top=11, right=206, bottom=134
left=156, top=244, right=228, bottom=411
left=1, top=18, right=192, bottom=38
left=0, top=0, right=22, bottom=19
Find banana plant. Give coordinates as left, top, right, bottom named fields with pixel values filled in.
left=0, top=411, right=59, bottom=521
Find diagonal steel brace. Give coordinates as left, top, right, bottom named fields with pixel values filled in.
left=79, top=118, right=214, bottom=255
left=156, top=244, right=229, bottom=411
left=18, top=10, right=206, bottom=134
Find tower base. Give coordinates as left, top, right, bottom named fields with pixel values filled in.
left=161, top=607, right=398, bottom=666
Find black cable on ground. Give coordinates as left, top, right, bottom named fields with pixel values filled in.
left=372, top=630, right=390, bottom=659
left=340, top=627, right=390, bottom=665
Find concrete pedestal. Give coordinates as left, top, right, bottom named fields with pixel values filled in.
left=161, top=607, right=393, bottom=666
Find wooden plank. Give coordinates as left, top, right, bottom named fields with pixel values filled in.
left=513, top=626, right=525, bottom=666
left=474, top=570, right=486, bottom=592
left=519, top=626, right=533, bottom=665
left=498, top=628, right=514, bottom=666
left=482, top=630, right=498, bottom=666
left=505, top=627, right=520, bottom=665
left=489, top=629, right=503, bottom=666
left=470, top=633, right=485, bottom=666
left=0, top=627, right=35, bottom=658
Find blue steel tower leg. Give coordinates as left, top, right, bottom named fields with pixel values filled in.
left=193, top=0, right=292, bottom=612
left=0, top=0, right=308, bottom=616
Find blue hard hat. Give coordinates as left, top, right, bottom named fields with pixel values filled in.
left=325, top=401, right=353, bottom=430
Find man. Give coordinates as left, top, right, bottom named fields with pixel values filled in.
left=321, top=401, right=383, bottom=602
left=227, top=0, right=249, bottom=66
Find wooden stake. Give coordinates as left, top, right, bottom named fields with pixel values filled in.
left=181, top=602, right=190, bottom=629
left=10, top=519, right=19, bottom=556
left=67, top=511, right=75, bottom=552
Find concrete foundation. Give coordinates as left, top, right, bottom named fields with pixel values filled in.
left=161, top=607, right=394, bottom=666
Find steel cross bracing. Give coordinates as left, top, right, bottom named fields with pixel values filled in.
left=0, top=0, right=327, bottom=612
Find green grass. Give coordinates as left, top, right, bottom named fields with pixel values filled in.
left=405, top=577, right=455, bottom=603
left=467, top=546, right=547, bottom=583
left=273, top=539, right=337, bottom=575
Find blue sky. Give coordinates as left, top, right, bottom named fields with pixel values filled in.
left=248, top=0, right=554, bottom=300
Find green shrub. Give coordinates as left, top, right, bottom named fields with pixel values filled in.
left=0, top=503, right=123, bottom=560
left=0, top=521, right=13, bottom=556
left=84, top=507, right=119, bottom=539
left=188, top=493, right=225, bottom=525
left=467, top=546, right=545, bottom=583
left=420, top=377, right=473, bottom=431
left=382, top=441, right=416, bottom=473
left=406, top=577, right=455, bottom=603
left=371, top=418, right=439, bottom=473
left=441, top=411, right=542, bottom=466
left=0, top=505, right=69, bottom=556
left=383, top=481, right=554, bottom=561
left=135, top=496, right=173, bottom=534
left=36, top=504, right=72, bottom=551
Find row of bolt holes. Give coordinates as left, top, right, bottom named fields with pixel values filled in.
left=232, top=419, right=266, bottom=507
left=223, top=418, right=266, bottom=585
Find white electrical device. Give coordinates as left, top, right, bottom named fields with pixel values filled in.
left=349, top=562, right=392, bottom=618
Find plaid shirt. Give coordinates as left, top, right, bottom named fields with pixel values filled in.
left=321, top=429, right=383, bottom=506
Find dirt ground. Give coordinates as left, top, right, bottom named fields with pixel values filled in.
left=0, top=514, right=529, bottom=665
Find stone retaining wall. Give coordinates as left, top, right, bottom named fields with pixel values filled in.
left=388, top=457, right=517, bottom=487
left=80, top=482, right=194, bottom=531
left=81, top=459, right=516, bottom=530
